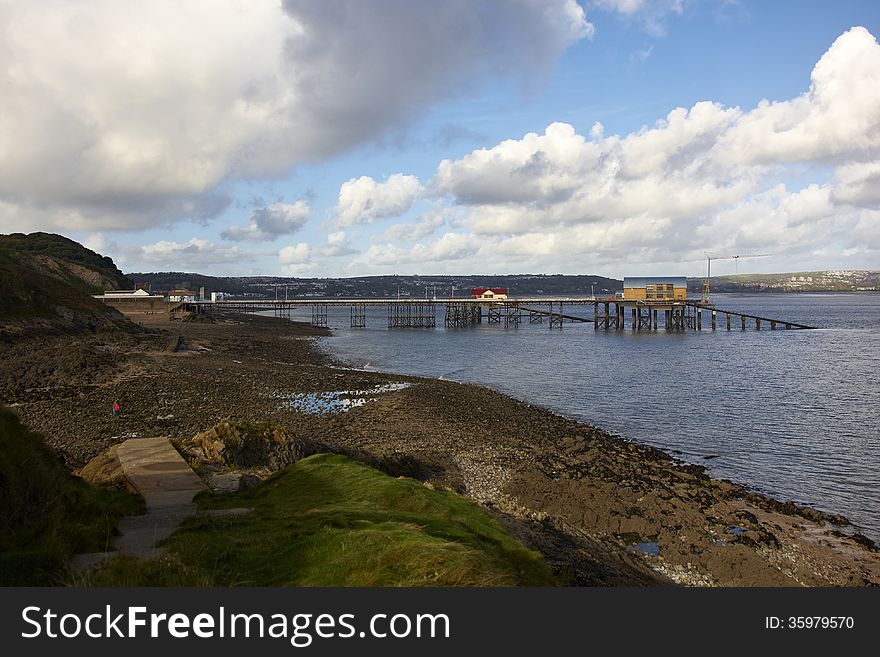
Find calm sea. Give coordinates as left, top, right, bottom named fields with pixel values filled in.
left=287, top=293, right=880, bottom=541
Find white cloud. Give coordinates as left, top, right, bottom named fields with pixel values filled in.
left=278, top=242, right=313, bottom=264
left=716, top=27, right=880, bottom=165
left=847, top=210, right=880, bottom=251
left=322, top=231, right=357, bottom=257
left=629, top=45, right=654, bottom=64
left=425, top=26, right=880, bottom=272
left=591, top=0, right=685, bottom=35
left=593, top=0, right=648, bottom=14
left=383, top=207, right=449, bottom=242
left=129, top=238, right=252, bottom=270
left=222, top=201, right=310, bottom=242
left=83, top=233, right=119, bottom=258
left=435, top=122, right=596, bottom=206
left=0, top=1, right=590, bottom=233
left=335, top=174, right=423, bottom=227
left=831, top=162, right=880, bottom=207
left=361, top=233, right=479, bottom=267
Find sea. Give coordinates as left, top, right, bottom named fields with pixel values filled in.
left=283, top=293, right=880, bottom=542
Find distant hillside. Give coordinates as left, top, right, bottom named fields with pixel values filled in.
left=687, top=270, right=880, bottom=293
left=0, top=233, right=135, bottom=338
left=128, top=272, right=623, bottom=299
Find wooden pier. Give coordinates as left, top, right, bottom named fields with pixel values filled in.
left=184, top=296, right=815, bottom=332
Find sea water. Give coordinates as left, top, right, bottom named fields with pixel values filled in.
left=284, top=293, right=880, bottom=541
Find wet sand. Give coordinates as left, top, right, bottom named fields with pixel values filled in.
left=3, top=312, right=879, bottom=586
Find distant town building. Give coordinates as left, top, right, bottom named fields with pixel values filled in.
left=211, top=291, right=227, bottom=302
left=622, top=277, right=687, bottom=301
left=167, top=289, right=199, bottom=302
left=471, top=287, right=509, bottom=300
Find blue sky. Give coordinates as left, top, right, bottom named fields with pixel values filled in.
left=2, top=1, right=879, bottom=278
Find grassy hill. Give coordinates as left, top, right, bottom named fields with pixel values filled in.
left=0, top=232, right=135, bottom=337
left=90, top=454, right=556, bottom=587
left=0, top=405, right=142, bottom=585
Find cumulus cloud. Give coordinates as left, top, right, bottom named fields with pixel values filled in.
left=335, top=174, right=424, bottom=227
left=424, top=27, right=880, bottom=271
left=0, top=1, right=590, bottom=233
left=361, top=233, right=479, bottom=267
left=129, top=238, right=253, bottom=270
left=383, top=207, right=449, bottom=242
left=716, top=27, right=880, bottom=165
left=278, top=242, right=313, bottom=264
left=222, top=201, right=310, bottom=242
left=275, top=231, right=357, bottom=274
left=322, top=231, right=357, bottom=257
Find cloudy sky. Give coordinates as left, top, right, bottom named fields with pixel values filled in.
left=1, top=0, right=879, bottom=278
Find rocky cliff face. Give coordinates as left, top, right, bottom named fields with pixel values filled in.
left=0, top=232, right=135, bottom=338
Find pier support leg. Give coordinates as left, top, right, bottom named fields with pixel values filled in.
left=653, top=309, right=658, bottom=331
left=756, top=318, right=761, bottom=330
left=604, top=303, right=610, bottom=331
left=697, top=309, right=702, bottom=331
left=711, top=310, right=716, bottom=331
left=726, top=313, right=731, bottom=331
left=350, top=303, right=366, bottom=328
left=311, top=303, right=327, bottom=327
left=741, top=316, right=746, bottom=331
left=631, top=307, right=637, bottom=331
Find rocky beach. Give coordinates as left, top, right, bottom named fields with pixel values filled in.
left=3, top=311, right=879, bottom=586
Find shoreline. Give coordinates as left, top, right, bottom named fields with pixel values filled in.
left=3, top=311, right=879, bottom=586
left=313, top=321, right=875, bottom=543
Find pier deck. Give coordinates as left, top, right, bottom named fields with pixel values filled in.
left=183, top=296, right=814, bottom=332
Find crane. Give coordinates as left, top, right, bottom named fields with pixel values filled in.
left=702, top=252, right=770, bottom=303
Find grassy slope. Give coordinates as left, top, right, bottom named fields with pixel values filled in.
left=0, top=232, right=135, bottom=333
left=92, top=454, right=555, bottom=587
left=0, top=406, right=143, bottom=584
left=0, top=232, right=130, bottom=293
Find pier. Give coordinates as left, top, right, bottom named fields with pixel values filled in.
left=183, top=297, right=815, bottom=331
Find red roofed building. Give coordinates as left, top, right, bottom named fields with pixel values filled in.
left=471, top=287, right=509, bottom=300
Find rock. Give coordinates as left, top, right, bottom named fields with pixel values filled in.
left=74, top=444, right=124, bottom=487
left=208, top=471, right=264, bottom=493
left=209, top=472, right=243, bottom=493
left=179, top=420, right=319, bottom=471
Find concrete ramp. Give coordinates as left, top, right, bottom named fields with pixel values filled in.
left=117, top=437, right=204, bottom=508
left=113, top=437, right=205, bottom=557
left=72, top=437, right=206, bottom=572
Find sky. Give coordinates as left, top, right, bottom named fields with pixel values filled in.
left=1, top=0, right=879, bottom=278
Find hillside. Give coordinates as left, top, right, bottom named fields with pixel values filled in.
left=0, top=232, right=135, bottom=337
left=128, top=272, right=623, bottom=298
left=0, top=405, right=142, bottom=585
left=694, top=270, right=880, bottom=293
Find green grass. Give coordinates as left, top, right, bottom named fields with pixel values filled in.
left=0, top=406, right=144, bottom=585
left=90, top=454, right=555, bottom=587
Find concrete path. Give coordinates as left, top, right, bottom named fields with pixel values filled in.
left=113, top=437, right=206, bottom=557
left=72, top=437, right=205, bottom=570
